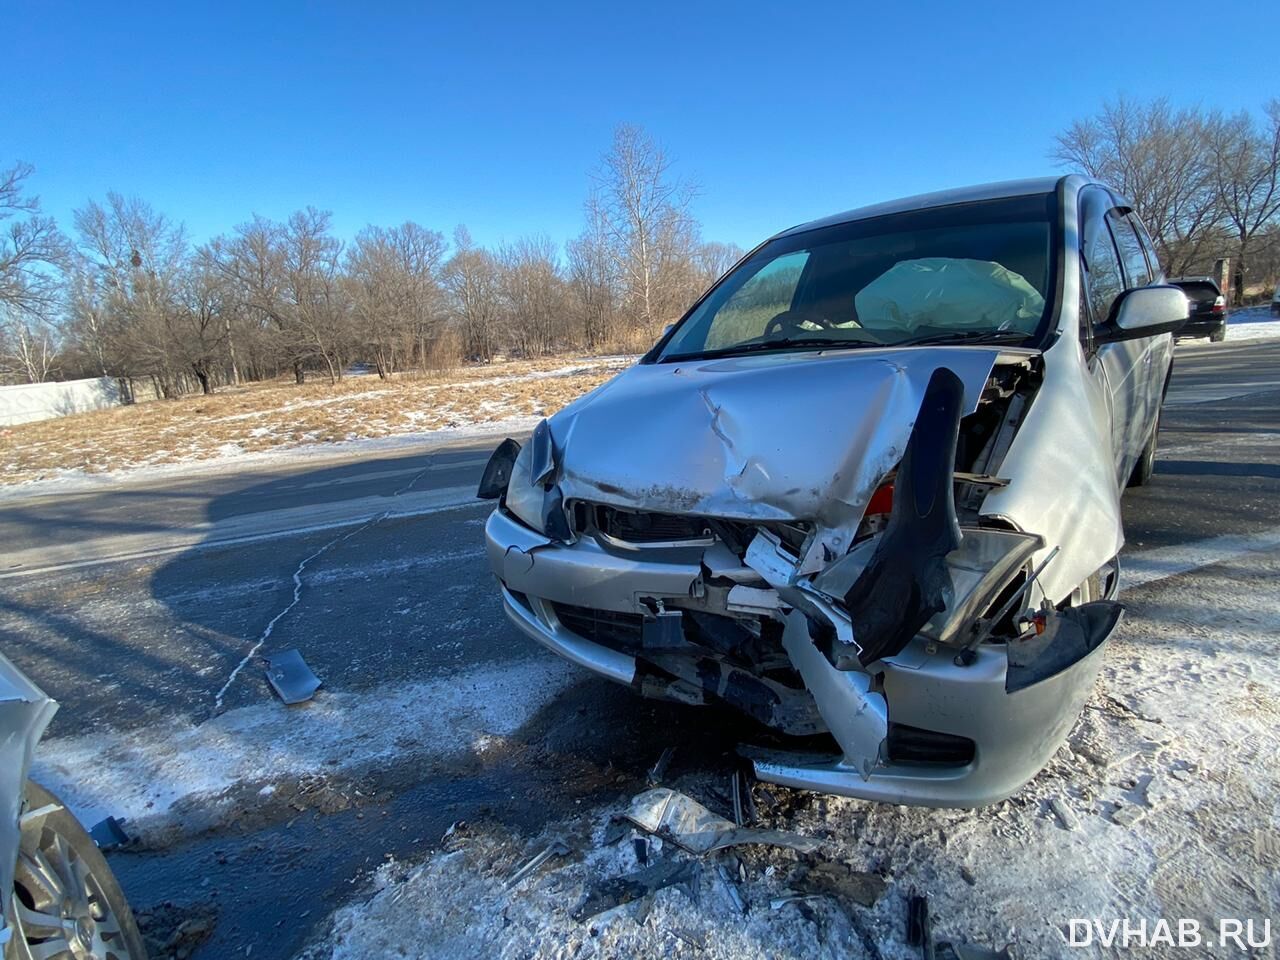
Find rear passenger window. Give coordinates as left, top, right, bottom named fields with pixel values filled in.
left=1108, top=212, right=1151, bottom=288
left=1080, top=193, right=1125, bottom=323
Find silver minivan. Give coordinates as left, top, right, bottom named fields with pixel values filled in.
left=479, top=175, right=1186, bottom=807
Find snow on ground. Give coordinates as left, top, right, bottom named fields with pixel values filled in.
left=31, top=656, right=578, bottom=842
left=1226, top=305, right=1280, bottom=342
left=298, top=543, right=1280, bottom=960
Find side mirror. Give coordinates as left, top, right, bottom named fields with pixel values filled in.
left=1096, top=286, right=1189, bottom=344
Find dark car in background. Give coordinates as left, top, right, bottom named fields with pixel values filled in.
left=1168, top=277, right=1227, bottom=341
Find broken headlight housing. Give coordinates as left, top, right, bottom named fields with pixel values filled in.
left=505, top=442, right=546, bottom=533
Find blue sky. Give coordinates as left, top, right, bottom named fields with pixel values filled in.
left=8, top=0, right=1275, bottom=252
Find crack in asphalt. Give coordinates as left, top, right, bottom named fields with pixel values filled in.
left=211, top=455, right=444, bottom=715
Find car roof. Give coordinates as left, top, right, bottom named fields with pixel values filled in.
left=775, top=176, right=1066, bottom=238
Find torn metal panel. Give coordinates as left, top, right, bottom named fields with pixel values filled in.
left=725, top=584, right=782, bottom=616
left=0, top=652, right=58, bottom=936
left=549, top=347, right=999, bottom=571
left=779, top=611, right=887, bottom=779
left=625, top=787, right=822, bottom=855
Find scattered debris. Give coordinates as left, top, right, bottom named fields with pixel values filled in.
left=788, top=859, right=888, bottom=908
left=633, top=835, right=649, bottom=865
left=574, top=858, right=702, bottom=922
left=134, top=901, right=217, bottom=960
left=769, top=893, right=825, bottom=911
left=88, top=815, right=130, bottom=850
left=1049, top=797, right=1079, bottom=831
left=625, top=787, right=821, bottom=855
left=504, top=838, right=570, bottom=888
left=715, top=863, right=748, bottom=915
left=600, top=817, right=628, bottom=846
left=907, top=892, right=934, bottom=959
left=1110, top=803, right=1145, bottom=828
left=731, top=770, right=744, bottom=826
left=646, top=746, right=675, bottom=785
left=263, top=649, right=322, bottom=704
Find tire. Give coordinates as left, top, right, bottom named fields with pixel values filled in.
left=7, top=781, right=147, bottom=960
left=1209, top=326, right=1226, bottom=343
left=1127, top=410, right=1160, bottom=488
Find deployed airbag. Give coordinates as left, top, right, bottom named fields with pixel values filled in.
left=854, top=258, right=1045, bottom=334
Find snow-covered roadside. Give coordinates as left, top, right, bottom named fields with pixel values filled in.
left=298, top=548, right=1280, bottom=960
left=31, top=656, right=578, bottom=843
left=1226, top=305, right=1280, bottom=342
left=0, top=414, right=540, bottom=503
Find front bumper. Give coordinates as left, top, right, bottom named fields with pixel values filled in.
left=485, top=507, right=1112, bottom=807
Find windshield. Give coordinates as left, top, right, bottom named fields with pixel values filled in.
left=658, top=193, right=1058, bottom=361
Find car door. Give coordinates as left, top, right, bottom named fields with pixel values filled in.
left=1079, top=187, right=1136, bottom=485
left=1100, top=199, right=1162, bottom=471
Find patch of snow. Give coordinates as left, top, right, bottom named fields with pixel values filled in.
left=31, top=656, right=578, bottom=836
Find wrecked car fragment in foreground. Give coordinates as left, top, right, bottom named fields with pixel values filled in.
left=479, top=175, right=1187, bottom=807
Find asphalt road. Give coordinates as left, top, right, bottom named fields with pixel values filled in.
left=3, top=339, right=1280, bottom=958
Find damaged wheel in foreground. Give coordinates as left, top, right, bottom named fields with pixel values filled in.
left=9, top=781, right=146, bottom=960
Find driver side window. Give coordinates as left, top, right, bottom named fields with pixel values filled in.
left=1080, top=192, right=1125, bottom=326
left=705, top=251, right=809, bottom=349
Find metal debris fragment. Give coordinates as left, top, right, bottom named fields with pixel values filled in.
left=88, top=815, right=130, bottom=850
left=574, top=858, right=702, bottom=922
left=647, top=746, right=675, bottom=785
left=625, top=787, right=821, bottom=856
left=715, top=863, right=748, bottom=915
left=263, top=649, right=322, bottom=704
left=505, top=838, right=570, bottom=888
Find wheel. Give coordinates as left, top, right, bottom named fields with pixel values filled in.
left=1209, top=326, right=1226, bottom=343
left=1127, top=410, right=1160, bottom=488
left=7, top=781, right=147, bottom=960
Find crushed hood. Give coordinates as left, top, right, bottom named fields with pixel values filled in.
left=550, top=347, right=1002, bottom=571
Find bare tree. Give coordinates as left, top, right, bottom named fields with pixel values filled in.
left=1054, top=98, right=1223, bottom=274
left=1207, top=101, right=1280, bottom=303
left=0, top=162, right=67, bottom=319
left=443, top=226, right=502, bottom=362
left=589, top=124, right=700, bottom=336
left=0, top=304, right=59, bottom=383
left=345, top=222, right=448, bottom=377
left=694, top=241, right=745, bottom=289
left=72, top=193, right=191, bottom=395
left=498, top=235, right=567, bottom=357
left=567, top=221, right=619, bottom=349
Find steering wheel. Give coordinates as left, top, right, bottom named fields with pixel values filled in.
left=763, top=306, right=837, bottom=339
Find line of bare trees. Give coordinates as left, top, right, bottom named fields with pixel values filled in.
left=0, top=124, right=744, bottom=392
left=1055, top=97, right=1280, bottom=301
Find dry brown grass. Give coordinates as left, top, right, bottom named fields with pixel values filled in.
left=0, top=355, right=633, bottom=485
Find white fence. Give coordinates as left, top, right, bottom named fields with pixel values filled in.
left=0, top=377, right=124, bottom=427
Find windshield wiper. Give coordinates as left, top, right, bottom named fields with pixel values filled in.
left=662, top=336, right=871, bottom=362
left=893, top=329, right=1033, bottom=348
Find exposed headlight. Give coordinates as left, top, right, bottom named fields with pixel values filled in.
left=505, top=442, right=546, bottom=533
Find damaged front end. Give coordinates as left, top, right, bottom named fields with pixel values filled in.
left=480, top=346, right=1123, bottom=807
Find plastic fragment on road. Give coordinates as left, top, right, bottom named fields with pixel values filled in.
left=264, top=649, right=322, bottom=704
left=504, top=838, right=570, bottom=888
left=573, top=858, right=702, bottom=922
left=88, top=815, right=130, bottom=850
left=715, top=863, right=748, bottom=915
left=906, top=892, right=933, bottom=958
left=625, top=787, right=821, bottom=856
